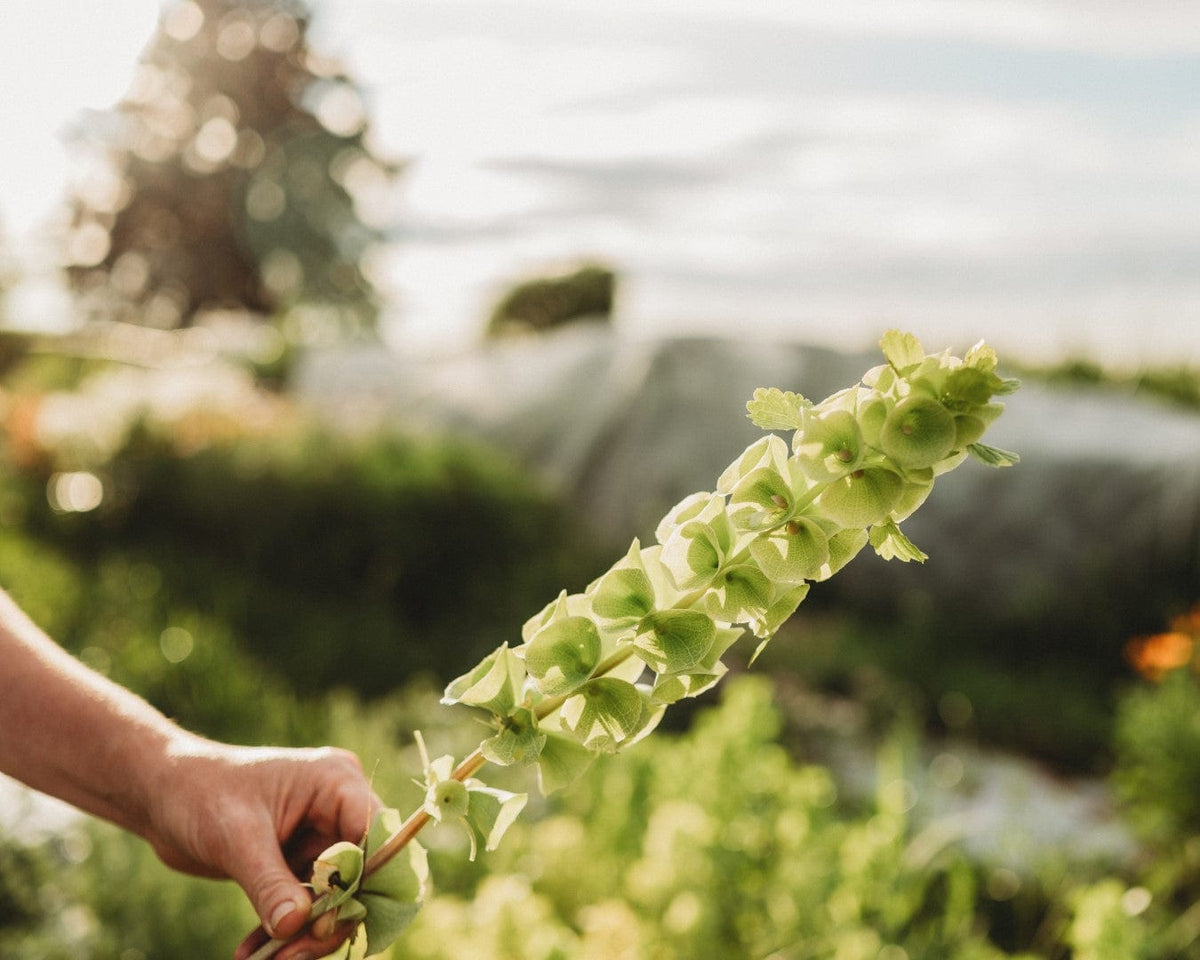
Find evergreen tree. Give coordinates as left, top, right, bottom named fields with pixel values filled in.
left=63, top=0, right=397, bottom=335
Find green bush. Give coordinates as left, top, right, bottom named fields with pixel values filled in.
left=6, top=420, right=604, bottom=706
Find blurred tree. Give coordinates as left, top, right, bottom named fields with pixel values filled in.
left=62, top=0, right=398, bottom=337
left=485, top=262, right=616, bottom=338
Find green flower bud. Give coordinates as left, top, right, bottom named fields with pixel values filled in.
left=879, top=396, right=957, bottom=469
left=312, top=841, right=365, bottom=898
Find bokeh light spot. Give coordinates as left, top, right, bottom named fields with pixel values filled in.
left=160, top=626, right=195, bottom=664
left=163, top=1, right=204, bottom=43
left=47, top=471, right=105, bottom=513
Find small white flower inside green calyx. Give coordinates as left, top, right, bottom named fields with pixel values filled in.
left=429, top=778, right=470, bottom=821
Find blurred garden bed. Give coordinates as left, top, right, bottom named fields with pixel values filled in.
left=3, top=327, right=1200, bottom=958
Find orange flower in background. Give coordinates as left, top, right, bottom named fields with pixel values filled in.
left=1126, top=629, right=1196, bottom=682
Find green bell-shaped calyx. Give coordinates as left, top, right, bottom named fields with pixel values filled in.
left=560, top=677, right=649, bottom=752
left=480, top=706, right=546, bottom=766
left=633, top=609, right=717, bottom=674
left=748, top=516, right=830, bottom=584
left=701, top=563, right=774, bottom=623
left=535, top=731, right=596, bottom=795
left=815, top=466, right=904, bottom=528
left=441, top=643, right=525, bottom=715
left=590, top=539, right=658, bottom=627
left=464, top=784, right=528, bottom=854
left=522, top=615, right=602, bottom=696
left=357, top=809, right=429, bottom=953
left=311, top=840, right=365, bottom=913
left=658, top=496, right=735, bottom=590
left=879, top=396, right=957, bottom=469
left=795, top=407, right=865, bottom=480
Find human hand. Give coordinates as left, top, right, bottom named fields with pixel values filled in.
left=140, top=740, right=379, bottom=960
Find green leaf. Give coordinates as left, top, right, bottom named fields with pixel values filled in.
left=968, top=442, right=1020, bottom=467
left=880, top=329, right=925, bottom=371
left=815, top=467, right=903, bottom=528
left=523, top=616, right=602, bottom=696
left=633, top=609, right=717, bottom=673
left=466, top=785, right=528, bottom=852
left=480, top=707, right=546, bottom=766
left=535, top=731, right=596, bottom=795
left=749, top=517, right=830, bottom=583
left=560, top=678, right=646, bottom=751
left=869, top=520, right=928, bottom=562
left=441, top=643, right=524, bottom=714
left=746, top=387, right=810, bottom=430
left=963, top=339, right=998, bottom=372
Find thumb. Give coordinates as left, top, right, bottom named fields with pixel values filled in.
left=228, top=833, right=313, bottom=940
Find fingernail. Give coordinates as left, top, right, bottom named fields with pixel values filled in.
left=269, top=900, right=298, bottom=935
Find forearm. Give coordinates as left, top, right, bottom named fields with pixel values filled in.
left=0, top=589, right=193, bottom=837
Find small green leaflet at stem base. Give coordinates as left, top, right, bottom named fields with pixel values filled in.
left=967, top=442, right=1021, bottom=467
left=746, top=387, right=811, bottom=430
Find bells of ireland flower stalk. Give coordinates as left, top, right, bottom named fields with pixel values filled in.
left=246, top=330, right=1020, bottom=960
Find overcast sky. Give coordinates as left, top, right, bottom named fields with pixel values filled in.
left=3, top=0, right=1199, bottom=364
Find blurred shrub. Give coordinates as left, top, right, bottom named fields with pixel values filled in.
left=2, top=385, right=604, bottom=708
left=1018, top=357, right=1200, bottom=412
left=380, top=677, right=1045, bottom=959
left=0, top=819, right=254, bottom=960
left=486, top=263, right=615, bottom=338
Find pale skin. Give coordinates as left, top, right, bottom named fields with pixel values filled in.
left=0, top=589, right=379, bottom=960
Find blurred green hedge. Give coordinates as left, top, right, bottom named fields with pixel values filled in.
left=0, top=375, right=604, bottom=740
